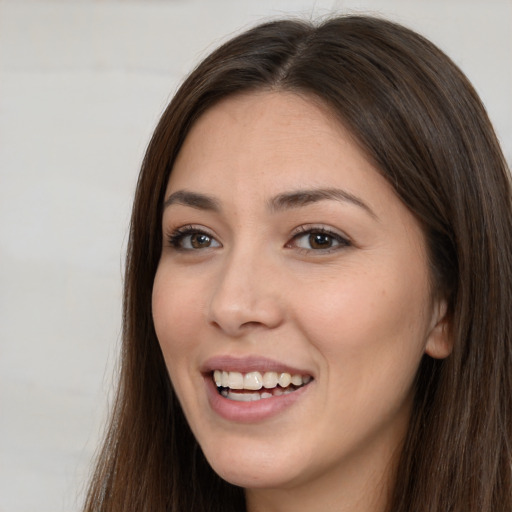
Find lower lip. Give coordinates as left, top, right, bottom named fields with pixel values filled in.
left=204, top=375, right=311, bottom=423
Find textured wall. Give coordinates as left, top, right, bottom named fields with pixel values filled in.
left=0, top=1, right=510, bottom=510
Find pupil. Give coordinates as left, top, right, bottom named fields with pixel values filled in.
left=310, top=233, right=331, bottom=249
left=191, top=234, right=210, bottom=248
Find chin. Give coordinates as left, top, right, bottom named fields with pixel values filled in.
left=212, top=463, right=296, bottom=490
left=201, top=440, right=303, bottom=489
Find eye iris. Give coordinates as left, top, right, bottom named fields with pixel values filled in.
left=309, top=233, right=332, bottom=249
left=190, top=233, right=211, bottom=248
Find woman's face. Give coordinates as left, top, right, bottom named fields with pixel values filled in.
left=152, top=92, right=449, bottom=501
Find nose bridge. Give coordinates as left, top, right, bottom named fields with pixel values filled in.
left=207, top=241, right=283, bottom=335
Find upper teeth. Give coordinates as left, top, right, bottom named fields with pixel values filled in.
left=213, top=370, right=311, bottom=390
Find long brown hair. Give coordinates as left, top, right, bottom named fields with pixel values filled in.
left=84, top=16, right=512, bottom=511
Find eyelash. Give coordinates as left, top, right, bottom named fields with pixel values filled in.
left=287, top=225, right=351, bottom=254
left=165, top=225, right=351, bottom=253
left=166, top=225, right=220, bottom=251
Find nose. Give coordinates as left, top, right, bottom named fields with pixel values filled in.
left=207, top=247, right=284, bottom=337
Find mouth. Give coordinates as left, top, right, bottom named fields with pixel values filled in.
left=212, top=370, right=313, bottom=402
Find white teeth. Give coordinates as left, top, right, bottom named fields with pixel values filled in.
left=290, top=374, right=303, bottom=386
left=244, top=371, right=263, bottom=390
left=222, top=388, right=293, bottom=401
left=227, top=371, right=244, bottom=390
left=213, top=370, right=312, bottom=394
left=278, top=372, right=291, bottom=387
left=226, top=391, right=262, bottom=402
left=262, top=371, right=278, bottom=388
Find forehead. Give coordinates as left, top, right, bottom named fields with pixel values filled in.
left=167, top=91, right=382, bottom=197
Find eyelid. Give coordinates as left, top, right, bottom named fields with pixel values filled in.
left=164, top=223, right=351, bottom=253
left=287, top=224, right=351, bottom=252
left=165, top=224, right=222, bottom=251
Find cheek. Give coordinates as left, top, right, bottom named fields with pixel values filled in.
left=152, top=267, right=210, bottom=425
left=292, top=265, right=431, bottom=387
left=152, top=267, right=204, bottom=366
left=294, top=274, right=429, bottom=441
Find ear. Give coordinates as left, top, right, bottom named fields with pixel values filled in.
left=424, top=299, right=453, bottom=359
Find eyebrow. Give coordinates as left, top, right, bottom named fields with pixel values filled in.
left=163, top=190, right=221, bottom=211
left=163, top=187, right=376, bottom=219
left=268, top=188, right=377, bottom=219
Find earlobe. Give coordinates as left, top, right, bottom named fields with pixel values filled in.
left=424, top=299, right=453, bottom=359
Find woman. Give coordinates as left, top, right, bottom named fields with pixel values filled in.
left=84, top=15, right=512, bottom=512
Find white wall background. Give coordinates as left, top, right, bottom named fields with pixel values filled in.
left=0, top=1, right=510, bottom=511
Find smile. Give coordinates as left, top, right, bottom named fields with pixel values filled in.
left=213, top=370, right=313, bottom=402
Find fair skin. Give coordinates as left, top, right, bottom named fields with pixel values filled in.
left=152, top=91, right=450, bottom=512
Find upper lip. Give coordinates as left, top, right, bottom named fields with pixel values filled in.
left=201, top=355, right=314, bottom=376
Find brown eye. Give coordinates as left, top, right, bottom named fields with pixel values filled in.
left=308, top=233, right=334, bottom=249
left=289, top=228, right=350, bottom=252
left=168, top=227, right=222, bottom=250
left=190, top=233, right=213, bottom=248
